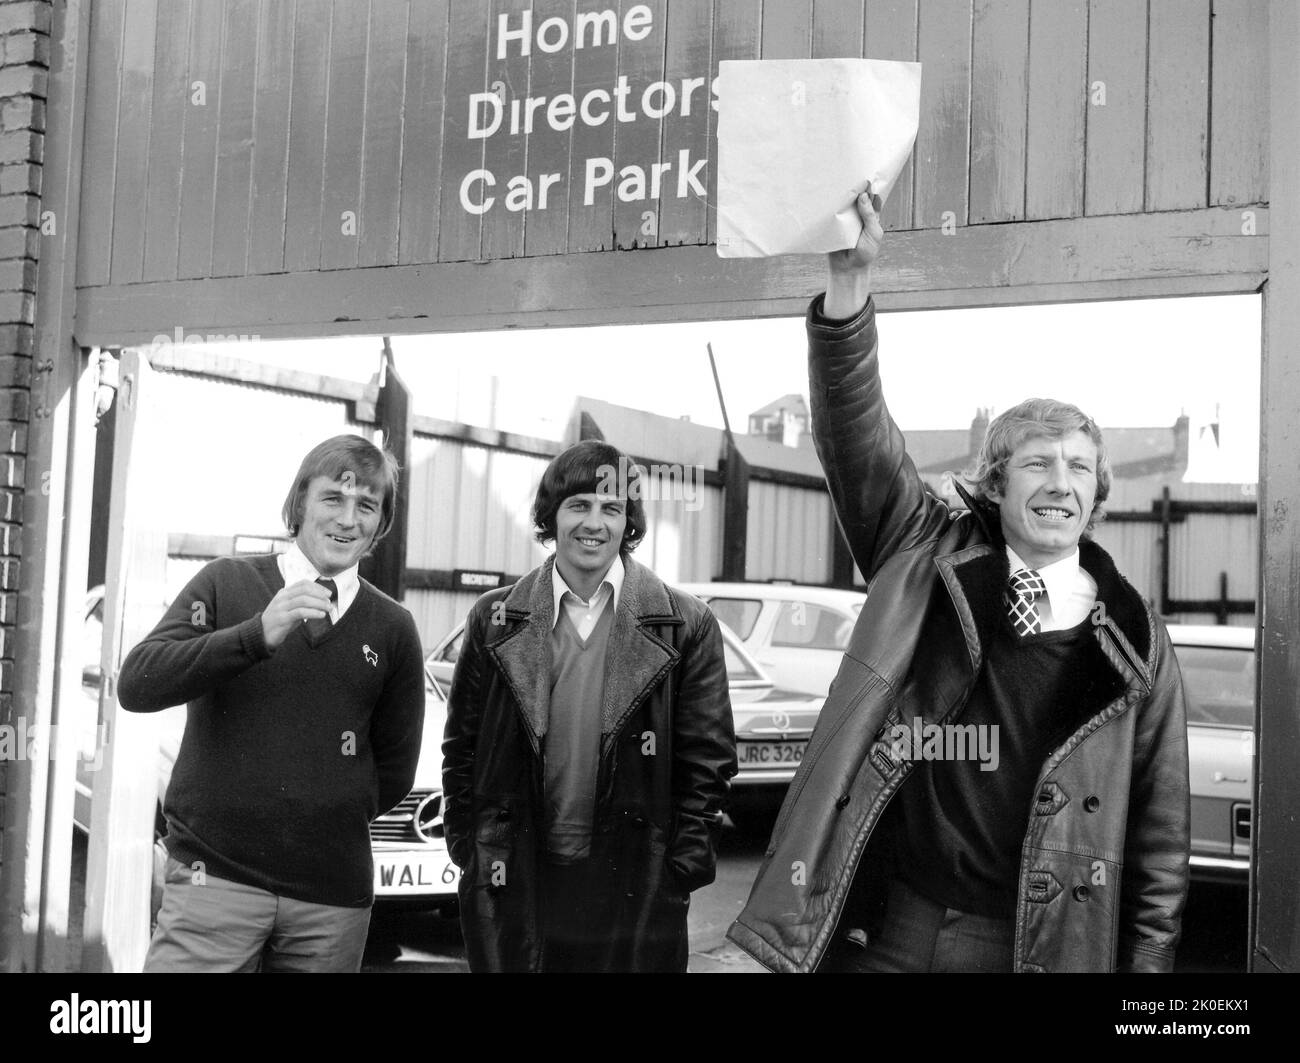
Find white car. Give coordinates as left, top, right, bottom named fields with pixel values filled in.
left=1173, top=624, right=1255, bottom=883
left=675, top=582, right=866, bottom=697
left=368, top=673, right=460, bottom=907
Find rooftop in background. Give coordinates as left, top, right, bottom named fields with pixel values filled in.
left=905, top=409, right=1197, bottom=486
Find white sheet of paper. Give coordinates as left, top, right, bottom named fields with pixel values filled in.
left=715, top=58, right=922, bottom=258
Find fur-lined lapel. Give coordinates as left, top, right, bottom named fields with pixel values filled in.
left=487, top=556, right=684, bottom=746
left=600, top=558, right=680, bottom=740
left=1078, top=539, right=1152, bottom=662
left=488, top=558, right=557, bottom=743
left=934, top=543, right=1008, bottom=677
left=933, top=488, right=1155, bottom=681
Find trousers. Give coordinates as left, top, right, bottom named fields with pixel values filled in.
left=145, top=855, right=372, bottom=973
left=842, top=877, right=1015, bottom=973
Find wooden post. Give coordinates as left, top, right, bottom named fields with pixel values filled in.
left=1254, top=0, right=1300, bottom=973
left=361, top=345, right=412, bottom=602
left=86, top=352, right=118, bottom=589
left=721, top=442, right=749, bottom=582
left=1158, top=486, right=1172, bottom=615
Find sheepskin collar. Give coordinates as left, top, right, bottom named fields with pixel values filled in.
left=488, top=556, right=683, bottom=744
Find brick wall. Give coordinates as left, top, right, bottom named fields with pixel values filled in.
left=0, top=0, right=51, bottom=870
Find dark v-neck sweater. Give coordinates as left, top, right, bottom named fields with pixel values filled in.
left=896, top=614, right=1098, bottom=917
left=118, top=553, right=426, bottom=907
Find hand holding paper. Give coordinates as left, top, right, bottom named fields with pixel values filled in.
left=715, top=58, right=921, bottom=258
left=825, top=186, right=885, bottom=320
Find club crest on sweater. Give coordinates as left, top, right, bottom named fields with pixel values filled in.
left=363, top=644, right=379, bottom=667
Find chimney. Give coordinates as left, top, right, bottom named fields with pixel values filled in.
left=1173, top=413, right=1190, bottom=471
left=970, top=408, right=990, bottom=457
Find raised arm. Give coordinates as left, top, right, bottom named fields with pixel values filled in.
left=118, top=560, right=267, bottom=712
left=810, top=187, right=952, bottom=581
left=117, top=558, right=332, bottom=713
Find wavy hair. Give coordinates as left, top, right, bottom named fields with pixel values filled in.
left=281, top=434, right=401, bottom=545
left=532, top=440, right=647, bottom=555
left=962, top=398, right=1111, bottom=534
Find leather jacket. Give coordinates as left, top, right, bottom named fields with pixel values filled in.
left=443, top=555, right=737, bottom=972
left=727, top=296, right=1190, bottom=973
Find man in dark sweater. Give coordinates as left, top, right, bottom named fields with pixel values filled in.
left=119, top=434, right=425, bottom=972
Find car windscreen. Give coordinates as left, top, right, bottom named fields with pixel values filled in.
left=1175, top=644, right=1255, bottom=729
left=439, top=628, right=464, bottom=664
left=706, top=598, right=763, bottom=641
left=723, top=638, right=764, bottom=683
left=771, top=602, right=854, bottom=651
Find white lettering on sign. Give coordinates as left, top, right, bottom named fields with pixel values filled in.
left=497, top=5, right=652, bottom=60
left=582, top=149, right=706, bottom=206
left=469, top=76, right=718, bottom=141
left=460, top=168, right=562, bottom=215
left=457, top=6, right=717, bottom=227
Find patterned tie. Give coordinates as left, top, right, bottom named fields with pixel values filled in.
left=304, top=577, right=338, bottom=645
left=1006, top=569, right=1046, bottom=638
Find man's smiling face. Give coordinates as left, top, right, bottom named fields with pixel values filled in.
left=296, top=473, right=382, bottom=577
left=554, top=492, right=627, bottom=592
left=989, top=430, right=1099, bottom=568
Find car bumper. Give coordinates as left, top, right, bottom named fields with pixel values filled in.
left=733, top=768, right=800, bottom=786
left=1188, top=852, right=1250, bottom=884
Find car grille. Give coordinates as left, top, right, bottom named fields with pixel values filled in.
left=371, top=789, right=443, bottom=845
left=734, top=706, right=820, bottom=740
left=1233, top=802, right=1251, bottom=842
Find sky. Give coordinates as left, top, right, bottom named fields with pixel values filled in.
left=216, top=292, right=1262, bottom=483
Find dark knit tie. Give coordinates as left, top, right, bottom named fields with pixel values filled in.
left=304, top=577, right=338, bottom=645
left=1006, top=569, right=1046, bottom=637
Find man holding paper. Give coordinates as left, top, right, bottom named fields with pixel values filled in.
left=728, top=188, right=1190, bottom=973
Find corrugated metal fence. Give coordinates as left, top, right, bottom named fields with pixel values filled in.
left=144, top=354, right=1258, bottom=652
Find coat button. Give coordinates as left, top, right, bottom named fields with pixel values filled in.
left=835, top=793, right=851, bottom=810
left=1084, top=795, right=1100, bottom=812
left=632, top=814, right=647, bottom=827
left=497, top=808, right=512, bottom=821
left=1073, top=884, right=1090, bottom=902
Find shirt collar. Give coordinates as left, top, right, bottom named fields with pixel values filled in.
left=282, top=540, right=360, bottom=599
left=552, top=554, right=624, bottom=625
left=1006, top=545, right=1079, bottom=613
